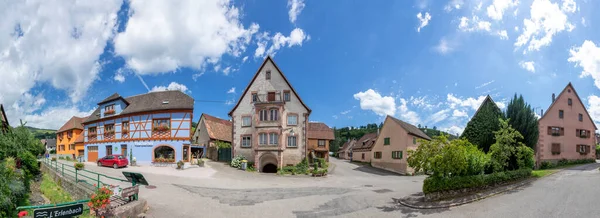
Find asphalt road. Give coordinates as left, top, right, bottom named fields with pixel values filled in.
left=49, top=159, right=600, bottom=218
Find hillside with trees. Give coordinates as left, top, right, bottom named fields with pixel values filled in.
left=25, top=126, right=56, bottom=140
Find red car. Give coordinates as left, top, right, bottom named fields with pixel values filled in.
left=97, top=155, right=129, bottom=169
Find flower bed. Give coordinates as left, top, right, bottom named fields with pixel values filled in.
left=423, top=169, right=532, bottom=201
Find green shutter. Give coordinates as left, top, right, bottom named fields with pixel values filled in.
left=399, top=151, right=403, bottom=159
left=384, top=137, right=390, bottom=145
left=413, top=137, right=416, bottom=144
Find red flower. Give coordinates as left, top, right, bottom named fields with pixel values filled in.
left=18, top=211, right=28, bottom=217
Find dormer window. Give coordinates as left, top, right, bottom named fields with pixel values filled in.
left=266, top=70, right=271, bottom=80
left=104, top=104, right=115, bottom=115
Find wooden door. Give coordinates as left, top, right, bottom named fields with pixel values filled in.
left=88, top=146, right=98, bottom=162
left=183, top=145, right=190, bottom=162
left=121, top=145, right=127, bottom=156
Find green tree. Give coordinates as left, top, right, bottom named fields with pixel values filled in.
left=488, top=119, right=534, bottom=172
left=505, top=94, right=539, bottom=151
left=461, top=96, right=504, bottom=152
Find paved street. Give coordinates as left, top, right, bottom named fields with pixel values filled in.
left=50, top=159, right=600, bottom=218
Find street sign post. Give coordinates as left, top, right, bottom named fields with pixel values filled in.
left=122, top=172, right=148, bottom=200
left=33, top=203, right=83, bottom=218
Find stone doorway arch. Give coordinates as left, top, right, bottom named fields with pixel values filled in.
left=259, top=152, right=278, bottom=173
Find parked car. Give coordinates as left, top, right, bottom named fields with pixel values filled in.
left=97, top=154, right=129, bottom=169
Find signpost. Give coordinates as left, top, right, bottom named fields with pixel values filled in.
left=121, top=185, right=140, bottom=202
left=122, top=172, right=148, bottom=201
left=33, top=203, right=83, bottom=218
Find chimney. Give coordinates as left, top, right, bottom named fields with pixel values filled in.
left=541, top=109, right=544, bottom=116
left=552, top=93, right=555, bottom=103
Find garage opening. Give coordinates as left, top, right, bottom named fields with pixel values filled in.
left=262, top=163, right=277, bottom=173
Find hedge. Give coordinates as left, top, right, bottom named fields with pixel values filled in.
left=423, top=169, right=532, bottom=194
left=539, top=158, right=596, bottom=170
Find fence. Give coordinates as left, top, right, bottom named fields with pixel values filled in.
left=41, top=158, right=129, bottom=192
left=218, top=148, right=232, bottom=162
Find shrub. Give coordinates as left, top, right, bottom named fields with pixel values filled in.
left=423, top=169, right=532, bottom=194
left=281, top=166, right=297, bottom=175
left=296, top=158, right=309, bottom=174
left=65, top=156, right=71, bottom=161
left=231, top=155, right=246, bottom=168
left=49, top=150, right=56, bottom=154
left=74, top=163, right=85, bottom=170
left=488, top=119, right=533, bottom=172
left=409, top=136, right=488, bottom=177
left=176, top=160, right=185, bottom=170
left=197, top=159, right=205, bottom=167
left=18, top=152, right=40, bottom=176
left=59, top=156, right=64, bottom=160
left=515, top=145, right=535, bottom=169
left=540, top=158, right=595, bottom=169
left=51, top=157, right=57, bottom=162
left=539, top=161, right=554, bottom=169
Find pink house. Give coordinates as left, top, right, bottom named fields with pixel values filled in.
left=536, top=83, right=597, bottom=165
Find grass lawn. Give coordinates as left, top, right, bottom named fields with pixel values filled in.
left=40, top=174, right=73, bottom=203
left=532, top=162, right=597, bottom=178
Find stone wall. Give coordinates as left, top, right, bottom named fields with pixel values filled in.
left=41, top=163, right=93, bottom=200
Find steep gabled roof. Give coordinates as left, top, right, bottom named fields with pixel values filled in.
left=97, top=93, right=128, bottom=105
left=388, top=116, right=431, bottom=140
left=470, top=95, right=500, bottom=121
left=74, top=134, right=85, bottom=143
left=201, top=113, right=233, bottom=142
left=307, top=122, right=335, bottom=140
left=338, top=139, right=357, bottom=152
left=57, top=116, right=88, bottom=133
left=84, top=90, right=194, bottom=124
left=228, top=56, right=311, bottom=116
left=540, top=82, right=597, bottom=130
left=43, top=139, right=56, bottom=147
left=352, top=132, right=378, bottom=151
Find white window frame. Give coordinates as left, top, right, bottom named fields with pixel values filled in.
left=270, top=109, right=278, bottom=121
left=269, top=133, right=278, bottom=145
left=241, top=136, right=252, bottom=148
left=259, top=133, right=267, bottom=145
left=318, top=139, right=326, bottom=147
left=287, top=114, right=298, bottom=125
left=242, top=116, right=252, bottom=127
left=259, top=110, right=268, bottom=121
left=579, top=145, right=586, bottom=153
left=287, top=136, right=297, bottom=147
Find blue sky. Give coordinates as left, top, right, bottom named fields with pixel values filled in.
left=1, top=0, right=599, bottom=134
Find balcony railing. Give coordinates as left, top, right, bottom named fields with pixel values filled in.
left=253, top=94, right=283, bottom=104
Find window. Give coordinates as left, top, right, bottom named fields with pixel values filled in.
left=577, top=129, right=589, bottom=138
left=104, top=104, right=115, bottom=115
left=106, top=145, right=112, bottom=155
left=88, top=127, right=97, bottom=138
left=578, top=145, right=587, bottom=153
left=87, top=146, right=98, bottom=152
left=105, top=124, right=114, bottom=134
left=392, top=151, right=403, bottom=159
left=242, top=116, right=252, bottom=127
left=287, top=136, right=297, bottom=147
left=268, top=92, right=275, bottom=101
left=252, top=93, right=258, bottom=102
left=270, top=109, right=278, bottom=121
left=69, top=144, right=75, bottom=150
left=266, top=70, right=271, bottom=80
left=549, top=127, right=563, bottom=136
left=374, top=152, right=382, bottom=159
left=284, top=91, right=291, bottom=101
left=259, top=133, right=267, bottom=145
left=241, top=136, right=252, bottom=148
left=361, top=153, right=365, bottom=160
left=568, top=98, right=572, bottom=105
left=413, top=137, right=416, bottom=144
left=59, top=145, right=65, bottom=151
left=551, top=143, right=560, bottom=155
left=122, top=121, right=129, bottom=134
left=269, top=133, right=278, bottom=145
left=579, top=113, right=583, bottom=122
left=559, top=110, right=564, bottom=119
left=259, top=110, right=268, bottom=121
left=153, top=119, right=170, bottom=131
left=318, top=140, right=326, bottom=147
left=287, top=114, right=298, bottom=125
left=67, top=130, right=73, bottom=138
left=384, top=137, right=390, bottom=145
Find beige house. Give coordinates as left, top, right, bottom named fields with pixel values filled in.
left=351, top=132, right=378, bottom=163
left=537, top=83, right=597, bottom=165
left=192, top=113, right=232, bottom=161
left=371, top=115, right=431, bottom=175
left=228, top=56, right=311, bottom=173
left=338, top=139, right=356, bottom=160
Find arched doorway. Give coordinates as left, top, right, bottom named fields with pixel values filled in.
left=259, top=152, right=278, bottom=173
left=153, top=145, right=175, bottom=162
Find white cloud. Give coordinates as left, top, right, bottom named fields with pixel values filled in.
left=497, top=30, right=508, bottom=40
left=150, top=82, right=190, bottom=93
left=475, top=80, right=495, bottom=89
left=486, top=0, right=519, bottom=21
left=444, top=125, right=465, bottom=135
left=222, top=66, right=232, bottom=75
left=410, top=96, right=434, bottom=109
left=458, top=16, right=492, bottom=32
left=114, top=73, right=125, bottom=83
left=225, top=100, right=235, bottom=105
left=227, top=87, right=236, bottom=94
left=444, top=0, right=464, bottom=12
left=447, top=94, right=487, bottom=111
left=398, top=98, right=420, bottom=125
left=340, top=110, right=351, bottom=115
left=453, top=109, right=468, bottom=117
left=519, top=61, right=536, bottom=73
left=242, top=56, right=249, bottom=63
left=353, top=89, right=396, bottom=116
left=0, top=0, right=122, bottom=107
left=562, top=0, right=576, bottom=13
left=435, top=38, right=454, bottom=54
left=496, top=102, right=506, bottom=109
left=427, top=109, right=450, bottom=124
left=515, top=0, right=576, bottom=52
left=332, top=115, right=338, bottom=119
left=417, top=12, right=432, bottom=32
left=568, top=40, right=600, bottom=89
left=287, top=0, right=305, bottom=24
left=114, top=0, right=260, bottom=74
left=255, top=28, right=310, bottom=58
left=587, top=95, right=600, bottom=129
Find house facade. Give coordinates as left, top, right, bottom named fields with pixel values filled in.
left=83, top=91, right=194, bottom=165
left=41, top=139, right=57, bottom=152
left=192, top=113, right=232, bottom=161
left=371, top=116, right=431, bottom=175
left=0, top=104, right=9, bottom=133
left=351, top=132, right=378, bottom=163
left=229, top=56, right=311, bottom=173
left=307, top=122, right=335, bottom=162
left=56, top=116, right=87, bottom=159
left=536, top=83, right=597, bottom=165
left=338, top=139, right=356, bottom=160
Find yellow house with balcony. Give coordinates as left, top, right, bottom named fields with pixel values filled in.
left=56, top=116, right=87, bottom=159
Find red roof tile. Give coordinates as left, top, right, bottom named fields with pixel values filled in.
left=307, top=122, right=335, bottom=140
left=57, top=116, right=88, bottom=133
left=202, top=114, right=232, bottom=142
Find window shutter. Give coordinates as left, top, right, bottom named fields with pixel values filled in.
left=547, top=127, right=551, bottom=135
left=576, top=145, right=580, bottom=153
left=586, top=145, right=590, bottom=154
left=576, top=130, right=580, bottom=137
left=560, top=128, right=564, bottom=136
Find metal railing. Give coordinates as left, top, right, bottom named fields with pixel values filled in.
left=41, top=158, right=129, bottom=192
